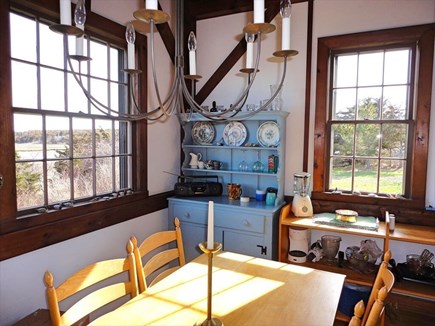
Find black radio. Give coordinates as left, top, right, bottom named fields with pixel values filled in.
left=174, top=175, right=223, bottom=197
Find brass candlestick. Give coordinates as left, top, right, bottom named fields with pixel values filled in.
left=199, top=242, right=223, bottom=326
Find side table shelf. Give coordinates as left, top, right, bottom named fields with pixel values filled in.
left=278, top=204, right=435, bottom=301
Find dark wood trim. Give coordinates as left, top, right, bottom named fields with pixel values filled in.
left=0, top=192, right=172, bottom=261
left=0, top=0, right=17, bottom=220
left=302, top=0, right=313, bottom=172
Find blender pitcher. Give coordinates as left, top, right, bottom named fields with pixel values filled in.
left=291, top=172, right=313, bottom=217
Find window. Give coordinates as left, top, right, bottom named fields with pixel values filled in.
left=328, top=48, right=412, bottom=197
left=313, top=24, right=434, bottom=209
left=11, top=12, right=132, bottom=215
left=0, top=0, right=168, bottom=261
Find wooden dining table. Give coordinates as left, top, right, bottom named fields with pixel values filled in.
left=90, top=251, right=346, bottom=326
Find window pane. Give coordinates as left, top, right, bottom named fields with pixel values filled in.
left=16, top=161, right=44, bottom=209
left=335, top=54, right=357, bottom=87
left=355, top=124, right=380, bottom=157
left=331, top=124, right=354, bottom=156
left=14, top=114, right=43, bottom=160
left=330, top=157, right=352, bottom=191
left=40, top=23, right=64, bottom=69
left=48, top=160, right=71, bottom=203
left=384, top=49, right=409, bottom=85
left=357, top=87, right=381, bottom=120
left=110, top=47, right=120, bottom=81
left=74, top=158, right=94, bottom=198
left=96, top=120, right=112, bottom=156
left=354, top=158, right=378, bottom=193
left=11, top=61, right=37, bottom=109
left=90, top=40, right=108, bottom=79
left=73, top=118, right=93, bottom=158
left=90, top=78, right=108, bottom=115
left=46, top=116, right=70, bottom=159
left=96, top=157, right=113, bottom=194
left=41, top=67, right=65, bottom=111
left=382, top=85, right=408, bottom=120
left=68, top=73, right=89, bottom=113
left=333, top=88, right=356, bottom=120
left=10, top=13, right=36, bottom=62
left=381, top=123, right=408, bottom=158
left=379, top=159, right=405, bottom=195
left=358, top=52, right=383, bottom=86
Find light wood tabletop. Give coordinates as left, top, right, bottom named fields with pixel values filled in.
left=90, top=251, right=346, bottom=326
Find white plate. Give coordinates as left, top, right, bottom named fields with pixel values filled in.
left=191, top=122, right=215, bottom=145
left=257, top=121, right=280, bottom=147
left=223, top=121, right=247, bottom=146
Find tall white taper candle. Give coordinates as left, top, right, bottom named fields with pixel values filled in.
left=246, top=42, right=254, bottom=69
left=281, top=16, right=290, bottom=50
left=146, top=0, right=158, bottom=10
left=128, top=43, right=135, bottom=69
left=76, top=24, right=84, bottom=56
left=254, top=0, right=264, bottom=24
left=207, top=201, right=214, bottom=249
left=60, top=0, right=71, bottom=25
left=189, top=51, right=196, bottom=75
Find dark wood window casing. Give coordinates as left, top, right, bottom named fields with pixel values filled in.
left=0, top=0, right=170, bottom=261
left=313, top=24, right=435, bottom=225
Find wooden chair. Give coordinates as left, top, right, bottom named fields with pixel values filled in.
left=44, top=240, right=138, bottom=326
left=349, top=285, right=390, bottom=326
left=336, top=250, right=395, bottom=326
left=131, top=217, right=185, bottom=293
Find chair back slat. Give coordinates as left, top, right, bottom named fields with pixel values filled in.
left=132, top=217, right=185, bottom=293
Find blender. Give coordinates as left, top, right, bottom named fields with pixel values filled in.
left=292, top=172, right=313, bottom=217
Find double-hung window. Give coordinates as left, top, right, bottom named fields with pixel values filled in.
left=314, top=24, right=434, bottom=209
left=11, top=12, right=131, bottom=214
left=329, top=47, right=412, bottom=197
left=0, top=0, right=155, bottom=261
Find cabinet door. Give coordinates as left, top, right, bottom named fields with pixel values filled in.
left=221, top=228, right=268, bottom=259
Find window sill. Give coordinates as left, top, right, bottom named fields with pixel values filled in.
left=0, top=191, right=173, bottom=261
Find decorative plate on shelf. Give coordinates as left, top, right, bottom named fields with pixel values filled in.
left=223, top=121, right=247, bottom=146
left=257, top=121, right=280, bottom=147
left=191, top=122, right=215, bottom=145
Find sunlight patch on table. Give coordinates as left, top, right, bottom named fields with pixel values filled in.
left=192, top=276, right=283, bottom=316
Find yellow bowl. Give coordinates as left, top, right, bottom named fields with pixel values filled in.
left=335, top=209, right=358, bottom=223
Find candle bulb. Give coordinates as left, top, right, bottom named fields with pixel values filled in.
left=254, top=0, right=265, bottom=24
left=280, top=0, right=292, bottom=51
left=207, top=201, right=214, bottom=250
left=125, top=22, right=136, bottom=69
left=60, top=0, right=71, bottom=25
left=245, top=33, right=254, bottom=69
left=146, top=0, right=158, bottom=10
left=188, top=31, right=197, bottom=75
left=74, top=0, right=86, bottom=56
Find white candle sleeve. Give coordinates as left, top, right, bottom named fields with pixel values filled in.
left=207, top=201, right=214, bottom=250
left=254, top=0, right=264, bottom=24
left=281, top=16, right=290, bottom=50
left=60, top=0, right=71, bottom=25
left=189, top=50, right=196, bottom=75
left=246, top=42, right=254, bottom=69
left=128, top=43, right=135, bottom=69
left=75, top=24, right=84, bottom=56
left=146, top=0, right=158, bottom=10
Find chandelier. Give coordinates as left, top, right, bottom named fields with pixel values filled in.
left=50, top=0, right=297, bottom=122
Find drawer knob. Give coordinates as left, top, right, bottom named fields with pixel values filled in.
left=243, top=219, right=250, bottom=226
left=184, top=212, right=190, bottom=218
